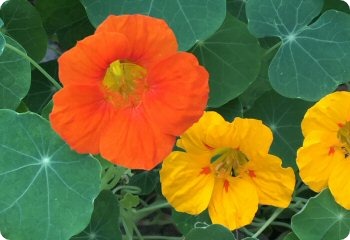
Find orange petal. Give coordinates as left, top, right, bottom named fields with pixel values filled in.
left=99, top=105, right=175, bottom=170
left=143, top=52, right=209, bottom=136
left=241, top=154, right=295, bottom=208
left=50, top=86, right=112, bottom=154
left=160, top=152, right=214, bottom=214
left=58, top=32, right=131, bottom=86
left=208, top=178, right=258, bottom=230
left=96, top=14, right=178, bottom=68
left=329, top=159, right=350, bottom=210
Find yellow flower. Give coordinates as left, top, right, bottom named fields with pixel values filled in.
left=160, top=111, right=295, bottom=230
left=297, top=91, right=350, bottom=209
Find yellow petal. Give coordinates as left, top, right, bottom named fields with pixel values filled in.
left=160, top=151, right=215, bottom=214
left=208, top=177, right=258, bottom=230
left=240, top=154, right=295, bottom=208
left=329, top=159, right=350, bottom=210
left=297, top=137, right=344, bottom=192
left=231, top=118, right=273, bottom=159
left=177, top=111, right=229, bottom=154
left=302, top=91, right=350, bottom=136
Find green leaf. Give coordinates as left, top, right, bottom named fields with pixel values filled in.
left=185, top=224, right=235, bottom=240
left=208, top=98, right=243, bottom=122
left=283, top=232, right=300, bottom=240
left=246, top=0, right=350, bottom=101
left=172, top=209, right=211, bottom=235
left=292, top=189, right=350, bottom=240
left=322, top=0, right=350, bottom=14
left=0, top=110, right=101, bottom=240
left=80, top=0, right=226, bottom=51
left=244, top=91, right=313, bottom=169
left=41, top=99, right=53, bottom=119
left=24, top=60, right=59, bottom=113
left=129, top=171, right=158, bottom=195
left=0, top=36, right=31, bottom=110
left=227, top=0, right=247, bottom=22
left=71, top=190, right=122, bottom=240
left=0, top=32, right=4, bottom=56
left=242, top=238, right=259, bottom=240
left=192, top=14, right=262, bottom=107
left=0, top=0, right=48, bottom=61
left=120, top=193, right=140, bottom=209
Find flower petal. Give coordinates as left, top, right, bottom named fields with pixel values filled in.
left=208, top=177, right=258, bottom=230
left=143, top=52, right=209, bottom=136
left=96, top=14, right=178, bottom=68
left=177, top=111, right=231, bottom=154
left=329, top=159, right=350, bottom=210
left=58, top=32, right=131, bottom=86
left=302, top=91, right=350, bottom=136
left=297, top=133, right=344, bottom=192
left=160, top=152, right=214, bottom=214
left=231, top=118, right=273, bottom=159
left=50, top=86, right=112, bottom=154
left=241, top=154, right=295, bottom=208
left=99, top=105, right=175, bottom=170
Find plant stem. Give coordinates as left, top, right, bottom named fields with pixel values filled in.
left=5, top=43, right=62, bottom=90
left=263, top=41, right=282, bottom=58
left=132, top=223, right=144, bottom=240
left=133, top=201, right=170, bottom=215
left=252, top=208, right=284, bottom=238
left=131, top=236, right=183, bottom=240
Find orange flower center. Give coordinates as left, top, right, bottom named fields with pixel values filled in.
left=338, top=121, right=350, bottom=157
left=212, top=148, right=249, bottom=178
left=102, top=60, right=148, bottom=108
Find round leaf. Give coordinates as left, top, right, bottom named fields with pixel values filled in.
left=185, top=224, right=235, bottom=240
left=71, top=190, right=122, bottom=240
left=80, top=0, right=226, bottom=50
left=283, top=232, right=300, bottom=240
left=0, top=110, right=101, bottom=240
left=172, top=209, right=211, bottom=235
left=0, top=36, right=31, bottom=110
left=129, top=170, right=158, bottom=195
left=246, top=0, right=350, bottom=101
left=244, top=91, right=313, bottom=169
left=292, top=189, right=350, bottom=240
left=192, top=14, right=261, bottom=107
left=0, top=0, right=48, bottom=61
left=0, top=32, right=4, bottom=56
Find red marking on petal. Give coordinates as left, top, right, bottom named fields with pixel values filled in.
left=200, top=166, right=211, bottom=175
left=203, top=142, right=215, bottom=150
left=338, top=123, right=345, bottom=128
left=224, top=179, right=229, bottom=192
left=248, top=169, right=256, bottom=178
left=328, top=146, right=335, bottom=156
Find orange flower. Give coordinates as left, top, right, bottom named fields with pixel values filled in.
left=50, top=15, right=209, bottom=170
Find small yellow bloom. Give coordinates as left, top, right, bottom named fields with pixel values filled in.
left=160, top=111, right=295, bottom=230
left=297, top=91, right=350, bottom=209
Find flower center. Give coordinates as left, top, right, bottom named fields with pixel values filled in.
left=102, top=60, right=148, bottom=107
left=212, top=148, right=249, bottom=178
left=338, top=121, right=350, bottom=157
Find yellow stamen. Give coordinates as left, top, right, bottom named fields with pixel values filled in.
left=338, top=122, right=350, bottom=157
left=212, top=148, right=249, bottom=178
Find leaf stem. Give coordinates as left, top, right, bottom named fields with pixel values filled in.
left=263, top=41, right=282, bottom=58
left=252, top=208, right=284, bottom=238
left=5, top=43, right=62, bottom=90
left=133, top=200, right=170, bottom=215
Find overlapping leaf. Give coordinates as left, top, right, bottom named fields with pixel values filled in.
left=80, top=0, right=226, bottom=50
left=192, top=14, right=261, bottom=107
left=0, top=110, right=101, bottom=240
left=71, top=190, right=122, bottom=240
left=0, top=36, right=31, bottom=110
left=0, top=18, right=4, bottom=56
left=172, top=210, right=211, bottom=235
left=246, top=0, right=350, bottom=101
left=292, top=189, right=350, bottom=240
left=244, top=91, right=313, bottom=169
left=0, top=0, right=48, bottom=61
left=185, top=224, right=235, bottom=240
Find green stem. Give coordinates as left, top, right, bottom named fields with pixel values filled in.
left=113, top=185, right=141, bottom=194
left=263, top=41, right=282, bottom=58
left=132, top=223, right=144, bottom=240
left=133, top=201, right=170, bottom=215
left=131, top=236, right=183, bottom=240
left=252, top=208, right=284, bottom=238
left=5, top=43, right=62, bottom=90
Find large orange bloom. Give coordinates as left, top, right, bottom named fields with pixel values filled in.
left=50, top=15, right=209, bottom=170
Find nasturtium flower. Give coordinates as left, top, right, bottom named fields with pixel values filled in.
left=297, top=91, right=350, bottom=209
left=160, top=112, right=295, bottom=230
left=50, top=15, right=209, bottom=170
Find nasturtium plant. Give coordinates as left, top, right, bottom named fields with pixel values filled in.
left=0, top=0, right=350, bottom=239
left=246, top=0, right=350, bottom=101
